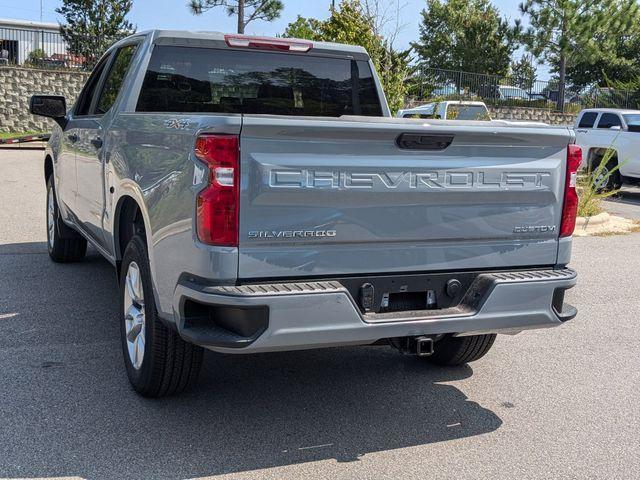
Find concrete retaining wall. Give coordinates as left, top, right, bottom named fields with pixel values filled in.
left=0, top=66, right=89, bottom=133
left=488, top=106, right=576, bottom=126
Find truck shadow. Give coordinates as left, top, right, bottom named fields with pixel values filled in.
left=0, top=242, right=502, bottom=480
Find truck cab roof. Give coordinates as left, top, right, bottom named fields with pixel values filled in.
left=111, top=30, right=370, bottom=58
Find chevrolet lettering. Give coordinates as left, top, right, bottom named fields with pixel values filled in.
left=269, top=169, right=552, bottom=190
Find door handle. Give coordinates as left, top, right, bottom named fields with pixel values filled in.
left=67, top=133, right=78, bottom=143
left=91, top=136, right=103, bottom=149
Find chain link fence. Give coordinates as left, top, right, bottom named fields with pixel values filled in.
left=413, top=67, right=640, bottom=113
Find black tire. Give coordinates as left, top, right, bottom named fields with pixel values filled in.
left=590, top=154, right=622, bottom=192
left=120, top=235, right=203, bottom=397
left=46, top=176, right=87, bottom=263
left=427, top=334, right=497, bottom=366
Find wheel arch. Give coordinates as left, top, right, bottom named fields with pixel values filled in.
left=587, top=146, right=619, bottom=166
left=113, top=195, right=148, bottom=271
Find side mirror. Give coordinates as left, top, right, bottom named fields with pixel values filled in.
left=610, top=125, right=622, bottom=130
left=29, top=95, right=67, bottom=128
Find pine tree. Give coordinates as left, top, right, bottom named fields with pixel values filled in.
left=511, top=54, right=537, bottom=91
left=189, top=0, right=283, bottom=34
left=520, top=0, right=640, bottom=110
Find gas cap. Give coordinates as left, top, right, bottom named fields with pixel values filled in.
left=446, top=279, right=462, bottom=298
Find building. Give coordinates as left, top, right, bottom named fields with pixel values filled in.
left=0, top=18, right=67, bottom=65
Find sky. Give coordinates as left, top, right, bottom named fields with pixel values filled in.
left=2, top=0, right=548, bottom=77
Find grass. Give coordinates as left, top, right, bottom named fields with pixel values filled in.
left=577, top=146, right=623, bottom=218
left=0, top=132, right=44, bottom=140
left=0, top=131, right=47, bottom=140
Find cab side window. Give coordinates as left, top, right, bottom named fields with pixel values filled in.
left=578, top=112, right=598, bottom=128
left=95, top=44, right=138, bottom=115
left=74, top=55, right=111, bottom=116
left=597, top=113, right=622, bottom=129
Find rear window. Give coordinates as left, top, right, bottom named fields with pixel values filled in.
left=136, top=45, right=383, bottom=116
left=578, top=112, right=598, bottom=128
left=446, top=105, right=490, bottom=120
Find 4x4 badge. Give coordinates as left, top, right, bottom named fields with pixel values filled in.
left=164, top=119, right=192, bottom=130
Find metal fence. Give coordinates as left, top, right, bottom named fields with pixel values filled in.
left=0, top=26, right=111, bottom=70
left=413, top=67, right=640, bottom=113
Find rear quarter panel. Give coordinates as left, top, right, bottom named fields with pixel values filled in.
left=105, top=113, right=241, bottom=318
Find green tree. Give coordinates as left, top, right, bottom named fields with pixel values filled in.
left=411, top=0, right=520, bottom=76
left=282, top=1, right=410, bottom=114
left=520, top=0, right=640, bottom=110
left=567, top=26, right=640, bottom=89
left=510, top=54, right=536, bottom=91
left=56, top=0, right=135, bottom=65
left=189, top=0, right=283, bottom=34
left=282, top=15, right=323, bottom=40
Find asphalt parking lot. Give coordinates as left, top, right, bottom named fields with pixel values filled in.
left=1, top=149, right=639, bottom=480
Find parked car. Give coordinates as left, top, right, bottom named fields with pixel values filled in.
left=574, top=108, right=640, bottom=189
left=497, top=85, right=531, bottom=100
left=431, top=84, right=459, bottom=97
left=30, top=30, right=579, bottom=397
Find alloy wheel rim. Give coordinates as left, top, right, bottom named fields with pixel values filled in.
left=123, top=261, right=146, bottom=370
left=47, top=187, right=55, bottom=248
left=595, top=166, right=609, bottom=189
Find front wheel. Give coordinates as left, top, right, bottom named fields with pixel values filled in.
left=427, top=334, right=497, bottom=366
left=120, top=235, right=203, bottom=397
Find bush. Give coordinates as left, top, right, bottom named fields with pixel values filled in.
left=25, top=49, right=46, bottom=67
left=577, top=148, right=622, bottom=217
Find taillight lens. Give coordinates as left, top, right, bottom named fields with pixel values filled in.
left=560, top=144, right=582, bottom=238
left=195, top=134, right=239, bottom=246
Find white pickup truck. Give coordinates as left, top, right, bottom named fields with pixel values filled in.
left=397, top=100, right=547, bottom=126
left=574, top=108, right=640, bottom=189
left=397, top=101, right=491, bottom=120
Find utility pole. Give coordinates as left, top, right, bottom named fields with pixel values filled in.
left=39, top=0, right=44, bottom=52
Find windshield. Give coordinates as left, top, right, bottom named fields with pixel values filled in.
left=446, top=105, right=490, bottom=120
left=136, top=45, right=383, bottom=117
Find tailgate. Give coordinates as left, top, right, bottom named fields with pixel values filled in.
left=237, top=116, right=572, bottom=279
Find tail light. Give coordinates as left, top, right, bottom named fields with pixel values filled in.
left=224, top=34, right=312, bottom=52
left=560, top=144, right=582, bottom=238
left=195, top=134, right=239, bottom=246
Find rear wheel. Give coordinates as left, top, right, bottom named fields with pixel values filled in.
left=120, top=234, right=203, bottom=397
left=590, top=154, right=621, bottom=192
left=427, top=334, right=497, bottom=366
left=46, top=176, right=87, bottom=262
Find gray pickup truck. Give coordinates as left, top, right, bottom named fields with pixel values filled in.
left=30, top=30, right=579, bottom=397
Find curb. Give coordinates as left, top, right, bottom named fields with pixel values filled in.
left=576, top=212, right=610, bottom=227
